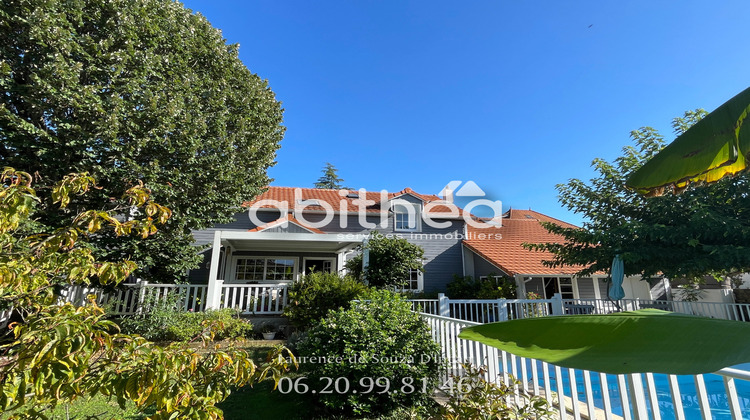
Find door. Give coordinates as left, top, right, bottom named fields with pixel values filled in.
left=303, top=258, right=334, bottom=275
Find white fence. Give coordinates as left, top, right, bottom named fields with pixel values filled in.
left=564, top=298, right=750, bottom=321
left=422, top=312, right=750, bottom=420
left=59, top=280, right=288, bottom=315
left=218, top=282, right=288, bottom=314
left=412, top=294, right=750, bottom=324
left=55, top=285, right=750, bottom=321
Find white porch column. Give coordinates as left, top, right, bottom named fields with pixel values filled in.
left=361, top=238, right=370, bottom=285
left=205, top=231, right=223, bottom=310
left=336, top=252, right=346, bottom=273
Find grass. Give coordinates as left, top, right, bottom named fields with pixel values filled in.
left=0, top=395, right=153, bottom=420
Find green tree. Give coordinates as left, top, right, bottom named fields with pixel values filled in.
left=346, top=232, right=424, bottom=289
left=0, top=169, right=294, bottom=419
left=528, top=110, right=750, bottom=282
left=0, top=0, right=285, bottom=282
left=314, top=162, right=347, bottom=189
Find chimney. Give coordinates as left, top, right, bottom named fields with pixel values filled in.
left=443, top=187, right=454, bottom=203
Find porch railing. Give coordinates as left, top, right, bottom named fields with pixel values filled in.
left=218, top=282, right=288, bottom=315
left=422, top=312, right=750, bottom=420
left=58, top=281, right=288, bottom=315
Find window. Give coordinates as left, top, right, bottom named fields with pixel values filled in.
left=542, top=276, right=575, bottom=299
left=398, top=269, right=423, bottom=292
left=393, top=203, right=419, bottom=232
left=558, top=277, right=574, bottom=299
left=233, top=257, right=296, bottom=282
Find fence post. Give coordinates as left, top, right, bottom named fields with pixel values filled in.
left=497, top=298, right=508, bottom=322
left=551, top=293, right=564, bottom=316
left=627, top=373, right=650, bottom=420
left=206, top=279, right=224, bottom=310
left=438, top=293, right=450, bottom=317
left=137, top=280, right=148, bottom=314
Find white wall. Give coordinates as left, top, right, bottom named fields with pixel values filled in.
left=672, top=288, right=735, bottom=304
left=623, top=276, right=652, bottom=300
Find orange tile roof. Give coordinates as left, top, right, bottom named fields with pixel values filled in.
left=464, top=209, right=586, bottom=276
left=243, top=186, right=461, bottom=216
left=247, top=215, right=326, bottom=234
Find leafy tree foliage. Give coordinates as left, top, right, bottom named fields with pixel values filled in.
left=529, top=110, right=750, bottom=282
left=314, top=162, right=347, bottom=189
left=0, top=0, right=285, bottom=282
left=346, top=233, right=424, bottom=289
left=0, top=169, right=293, bottom=419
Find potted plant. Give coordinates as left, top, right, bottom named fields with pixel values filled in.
left=259, top=323, right=276, bottom=340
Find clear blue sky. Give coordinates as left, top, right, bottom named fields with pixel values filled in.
left=182, top=0, right=750, bottom=226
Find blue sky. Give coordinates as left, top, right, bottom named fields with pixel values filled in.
left=182, top=0, right=750, bottom=226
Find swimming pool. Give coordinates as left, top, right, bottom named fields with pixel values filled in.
left=505, top=359, right=750, bottom=419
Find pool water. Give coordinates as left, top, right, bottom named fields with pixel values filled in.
left=505, top=359, right=750, bottom=419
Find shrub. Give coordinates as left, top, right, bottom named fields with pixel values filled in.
left=119, top=294, right=252, bottom=341
left=441, top=363, right=553, bottom=420
left=345, top=232, right=425, bottom=288
left=297, top=289, right=441, bottom=416
left=118, top=293, right=184, bottom=341
left=284, top=271, right=369, bottom=329
left=446, top=274, right=517, bottom=299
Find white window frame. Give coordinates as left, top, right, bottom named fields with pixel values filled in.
left=229, top=256, right=299, bottom=284
left=392, top=201, right=421, bottom=232
left=395, top=269, right=424, bottom=292
left=540, top=276, right=578, bottom=299
left=302, top=257, right=336, bottom=275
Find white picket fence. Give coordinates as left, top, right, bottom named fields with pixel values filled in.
left=58, top=280, right=288, bottom=315
left=411, top=294, right=750, bottom=324
left=422, top=312, right=750, bottom=420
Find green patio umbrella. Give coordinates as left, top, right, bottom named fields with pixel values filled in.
left=626, top=86, right=750, bottom=196
left=458, top=309, right=750, bottom=374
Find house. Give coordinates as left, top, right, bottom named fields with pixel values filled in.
left=461, top=209, right=655, bottom=300
left=188, top=186, right=656, bottom=300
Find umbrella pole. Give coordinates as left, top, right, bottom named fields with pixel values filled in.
left=606, top=280, right=623, bottom=312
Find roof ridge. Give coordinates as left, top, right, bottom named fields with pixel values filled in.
left=523, top=209, right=579, bottom=228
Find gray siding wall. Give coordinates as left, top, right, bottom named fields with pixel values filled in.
left=187, top=250, right=212, bottom=284
left=576, top=277, right=596, bottom=299
left=471, top=253, right=507, bottom=279
left=191, top=210, right=281, bottom=246
left=598, top=279, right=609, bottom=298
